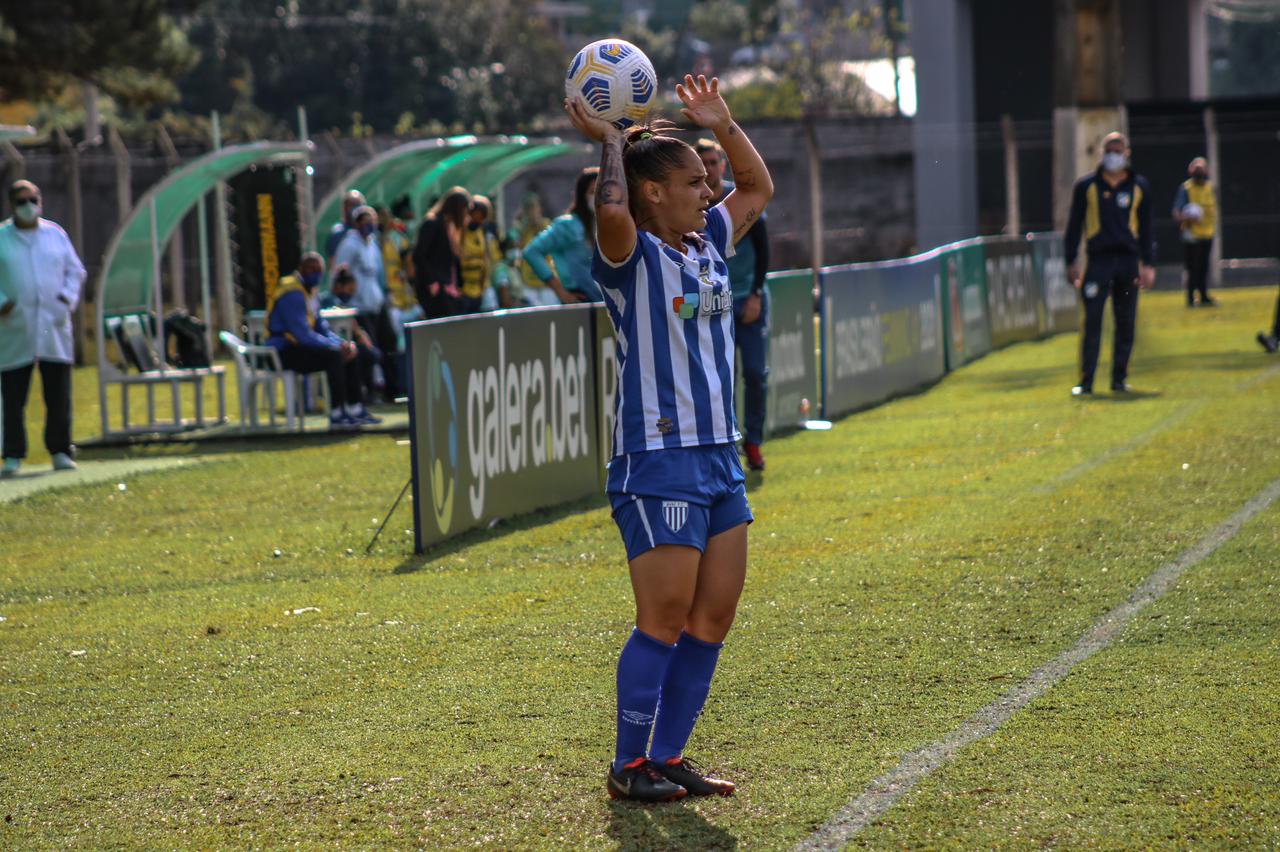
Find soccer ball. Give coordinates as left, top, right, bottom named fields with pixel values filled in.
left=565, top=39, right=657, bottom=130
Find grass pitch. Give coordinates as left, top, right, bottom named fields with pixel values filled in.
left=2, top=288, right=1278, bottom=848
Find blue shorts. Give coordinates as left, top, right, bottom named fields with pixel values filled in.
left=607, top=443, right=753, bottom=561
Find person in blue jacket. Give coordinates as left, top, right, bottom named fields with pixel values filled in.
left=266, top=252, right=380, bottom=428
left=523, top=168, right=603, bottom=303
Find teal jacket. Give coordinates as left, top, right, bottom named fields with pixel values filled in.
left=523, top=214, right=601, bottom=301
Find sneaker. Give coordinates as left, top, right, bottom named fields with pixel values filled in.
left=655, top=756, right=736, bottom=797
left=743, top=442, right=766, bottom=471
left=329, top=412, right=360, bottom=430
left=1199, top=297, right=1217, bottom=307
left=606, top=758, right=688, bottom=803
left=1111, top=381, right=1133, bottom=393
left=1, top=457, right=19, bottom=478
left=51, top=452, right=77, bottom=471
left=349, top=405, right=383, bottom=426
left=1258, top=332, right=1279, bottom=354
left=1071, top=385, right=1092, bottom=397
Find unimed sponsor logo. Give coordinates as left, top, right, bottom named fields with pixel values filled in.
left=464, top=323, right=591, bottom=521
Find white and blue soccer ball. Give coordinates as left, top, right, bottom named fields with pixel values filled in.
left=565, top=38, right=657, bottom=130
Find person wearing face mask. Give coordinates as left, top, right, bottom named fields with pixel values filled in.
left=332, top=205, right=399, bottom=401
left=266, top=253, right=380, bottom=428
left=0, top=180, right=86, bottom=478
left=1172, top=157, right=1218, bottom=308
left=457, top=195, right=501, bottom=314
left=1063, top=131, right=1156, bottom=397
left=523, top=167, right=604, bottom=304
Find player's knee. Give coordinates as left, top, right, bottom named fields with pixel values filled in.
left=686, top=607, right=738, bottom=644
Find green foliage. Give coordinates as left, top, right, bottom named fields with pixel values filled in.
left=2, top=290, right=1279, bottom=846
left=176, top=0, right=566, bottom=136
left=723, top=75, right=804, bottom=121
left=0, top=0, right=204, bottom=107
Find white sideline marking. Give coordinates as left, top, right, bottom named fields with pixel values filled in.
left=796, top=474, right=1280, bottom=851
left=1037, top=364, right=1277, bottom=495
left=1035, top=401, right=1202, bottom=493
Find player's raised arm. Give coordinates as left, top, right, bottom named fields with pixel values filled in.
left=565, top=97, right=637, bottom=264
left=676, top=74, right=774, bottom=243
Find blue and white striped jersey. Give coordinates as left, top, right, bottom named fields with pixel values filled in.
left=592, top=202, right=740, bottom=458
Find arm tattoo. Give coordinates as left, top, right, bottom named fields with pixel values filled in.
left=727, top=123, right=738, bottom=136
left=731, top=166, right=757, bottom=190
left=597, top=136, right=628, bottom=209
left=733, top=208, right=758, bottom=243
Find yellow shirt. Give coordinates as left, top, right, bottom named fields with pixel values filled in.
left=459, top=226, right=499, bottom=300
left=1180, top=179, right=1217, bottom=241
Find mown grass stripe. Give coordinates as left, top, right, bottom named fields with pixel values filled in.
left=796, top=473, right=1280, bottom=851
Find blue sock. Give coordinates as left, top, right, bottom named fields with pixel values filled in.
left=649, top=631, right=723, bottom=763
left=613, top=627, right=676, bottom=772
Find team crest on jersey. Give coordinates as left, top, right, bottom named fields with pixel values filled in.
left=1117, top=191, right=1132, bottom=209
left=656, top=416, right=674, bottom=434
left=662, top=501, right=689, bottom=532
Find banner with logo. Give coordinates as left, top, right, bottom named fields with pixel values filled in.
left=1030, top=233, right=1077, bottom=334
left=820, top=260, right=944, bottom=419
left=983, top=236, right=1044, bottom=348
left=407, top=304, right=600, bottom=551
left=228, top=164, right=301, bottom=310
left=729, top=271, right=819, bottom=436
left=937, top=240, right=991, bottom=370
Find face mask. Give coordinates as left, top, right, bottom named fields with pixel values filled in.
left=359, top=223, right=376, bottom=237
left=1192, top=171, right=1207, bottom=182
left=1102, top=152, right=1127, bottom=172
left=14, top=201, right=40, bottom=224
left=300, top=271, right=322, bottom=288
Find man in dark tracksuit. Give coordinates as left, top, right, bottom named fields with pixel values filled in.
left=1064, top=131, right=1156, bottom=396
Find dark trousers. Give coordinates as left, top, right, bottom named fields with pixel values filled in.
left=1272, top=284, right=1280, bottom=338
left=279, top=346, right=363, bottom=409
left=1079, top=253, right=1140, bottom=389
left=1184, top=239, right=1213, bottom=305
left=2, top=361, right=72, bottom=460
left=357, top=305, right=400, bottom=400
left=734, top=290, right=770, bottom=445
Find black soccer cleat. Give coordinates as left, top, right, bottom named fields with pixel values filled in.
left=655, top=756, right=736, bottom=797
left=1258, top=332, right=1279, bottom=354
left=1111, top=381, right=1133, bottom=393
left=607, top=758, right=688, bottom=803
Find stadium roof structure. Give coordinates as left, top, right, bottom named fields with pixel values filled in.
left=97, top=141, right=311, bottom=324
left=312, top=135, right=581, bottom=244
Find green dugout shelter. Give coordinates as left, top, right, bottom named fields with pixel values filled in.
left=313, top=136, right=581, bottom=246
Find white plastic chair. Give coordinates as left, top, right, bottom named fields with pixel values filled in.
left=219, top=331, right=328, bottom=430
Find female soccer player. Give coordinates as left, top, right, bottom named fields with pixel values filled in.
left=566, top=74, right=774, bottom=803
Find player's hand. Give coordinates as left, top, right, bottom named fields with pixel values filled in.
left=677, top=75, right=731, bottom=132
left=1067, top=263, right=1081, bottom=290
left=341, top=340, right=358, bottom=362
left=1138, top=263, right=1156, bottom=289
left=565, top=97, right=620, bottom=144
left=740, top=292, right=762, bottom=324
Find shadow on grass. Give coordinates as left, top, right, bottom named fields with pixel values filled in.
left=606, top=799, right=738, bottom=851
left=391, top=493, right=611, bottom=574
left=74, top=430, right=401, bottom=463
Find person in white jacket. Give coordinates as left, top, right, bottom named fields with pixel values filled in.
left=0, top=181, right=86, bottom=478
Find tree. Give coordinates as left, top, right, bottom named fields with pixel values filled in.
left=0, top=1, right=204, bottom=107
left=176, top=0, right=565, bottom=136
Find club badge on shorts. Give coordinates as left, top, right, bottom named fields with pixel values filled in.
left=662, top=500, right=689, bottom=532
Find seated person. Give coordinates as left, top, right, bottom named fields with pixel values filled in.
left=266, top=252, right=381, bottom=428
left=321, top=265, right=386, bottom=402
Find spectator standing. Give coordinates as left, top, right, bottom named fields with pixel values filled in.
left=332, top=205, right=399, bottom=400
left=1172, top=157, right=1218, bottom=308
left=325, top=189, right=367, bottom=262
left=458, top=195, right=501, bottom=314
left=413, top=187, right=470, bottom=319
left=379, top=205, right=420, bottom=330
left=0, top=180, right=86, bottom=478
left=697, top=138, right=771, bottom=471
left=266, top=253, right=380, bottom=428
left=524, top=168, right=603, bottom=303
left=1064, top=132, right=1156, bottom=396
left=509, top=193, right=555, bottom=307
